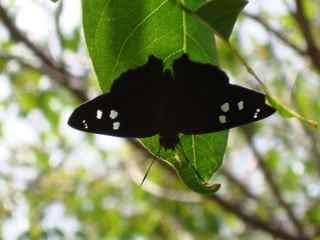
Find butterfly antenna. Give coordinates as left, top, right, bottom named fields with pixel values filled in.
left=177, top=142, right=205, bottom=183
left=140, top=159, right=155, bottom=186
left=140, top=148, right=160, bottom=186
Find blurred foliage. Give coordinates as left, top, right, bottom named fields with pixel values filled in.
left=0, top=0, right=320, bottom=240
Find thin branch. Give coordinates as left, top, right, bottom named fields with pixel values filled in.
left=129, top=139, right=302, bottom=240
left=209, top=195, right=301, bottom=240
left=244, top=12, right=306, bottom=57
left=241, top=128, right=308, bottom=239
left=0, top=53, right=87, bottom=101
left=221, top=168, right=280, bottom=222
left=222, top=168, right=261, bottom=202
left=0, top=4, right=55, bottom=69
left=293, top=0, right=320, bottom=70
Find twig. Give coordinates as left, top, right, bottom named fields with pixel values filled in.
left=209, top=195, right=301, bottom=240
left=222, top=168, right=261, bottom=202
left=0, top=4, right=55, bottom=69
left=0, top=53, right=87, bottom=101
left=129, top=140, right=301, bottom=240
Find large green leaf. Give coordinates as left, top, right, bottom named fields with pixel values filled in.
left=193, top=0, right=248, bottom=39
left=140, top=132, right=227, bottom=194
left=82, top=0, right=218, bottom=92
left=81, top=0, right=245, bottom=193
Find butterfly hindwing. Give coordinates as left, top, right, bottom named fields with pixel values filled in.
left=68, top=56, right=165, bottom=138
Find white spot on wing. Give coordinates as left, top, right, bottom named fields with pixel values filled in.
left=253, top=108, right=260, bottom=119
left=221, top=102, right=230, bottom=112
left=82, top=120, right=88, bottom=129
left=109, top=110, right=118, bottom=119
left=113, top=121, right=120, bottom=130
left=96, top=109, right=103, bottom=119
left=238, top=101, right=244, bottom=110
left=219, top=115, right=227, bottom=124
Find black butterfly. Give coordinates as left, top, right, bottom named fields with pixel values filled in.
left=68, top=54, right=275, bottom=149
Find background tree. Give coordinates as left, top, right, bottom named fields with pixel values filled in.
left=0, top=0, right=319, bottom=239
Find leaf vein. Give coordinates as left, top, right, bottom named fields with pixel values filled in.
left=186, top=33, right=211, bottom=62
left=112, top=0, right=169, bottom=75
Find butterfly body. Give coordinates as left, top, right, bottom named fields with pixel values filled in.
left=68, top=54, right=275, bottom=149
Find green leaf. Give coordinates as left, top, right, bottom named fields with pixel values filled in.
left=180, top=0, right=248, bottom=39
left=81, top=0, right=235, bottom=193
left=140, top=132, right=228, bottom=194
left=82, top=0, right=218, bottom=92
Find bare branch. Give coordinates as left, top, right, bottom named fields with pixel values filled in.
left=0, top=2, right=87, bottom=102
left=243, top=12, right=306, bottom=57
left=241, top=127, right=308, bottom=239
left=0, top=4, right=56, bottom=69
left=209, top=194, right=302, bottom=240
left=128, top=140, right=303, bottom=240
left=0, top=53, right=87, bottom=101
left=222, top=168, right=261, bottom=201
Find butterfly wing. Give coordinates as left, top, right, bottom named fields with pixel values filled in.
left=172, top=54, right=276, bottom=134
left=68, top=56, right=164, bottom=138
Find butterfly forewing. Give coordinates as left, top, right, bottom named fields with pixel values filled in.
left=68, top=54, right=275, bottom=147
left=68, top=56, right=165, bottom=138
left=172, top=55, right=275, bottom=134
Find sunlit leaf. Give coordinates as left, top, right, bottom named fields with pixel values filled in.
left=82, top=0, right=231, bottom=193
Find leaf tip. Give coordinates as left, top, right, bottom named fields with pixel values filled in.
left=202, top=182, right=221, bottom=193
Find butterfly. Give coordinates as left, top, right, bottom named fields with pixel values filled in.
left=68, top=54, right=276, bottom=149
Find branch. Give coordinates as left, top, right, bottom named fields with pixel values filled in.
left=293, top=0, right=320, bottom=70
left=0, top=4, right=55, bottom=69
left=128, top=140, right=301, bottom=240
left=244, top=12, right=306, bottom=57
left=241, top=128, right=308, bottom=239
left=0, top=2, right=87, bottom=102
left=209, top=195, right=301, bottom=240
left=0, top=53, right=87, bottom=101
left=222, top=168, right=260, bottom=201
